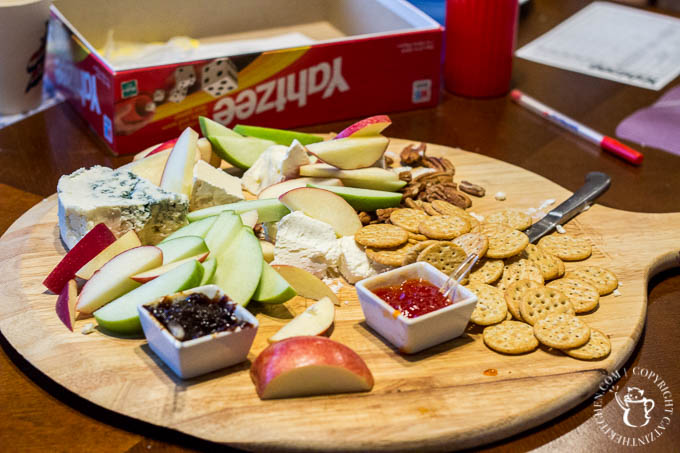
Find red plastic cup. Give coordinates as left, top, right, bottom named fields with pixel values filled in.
left=444, top=0, right=519, bottom=98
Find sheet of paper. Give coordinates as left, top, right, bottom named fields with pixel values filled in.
left=516, top=2, right=680, bottom=90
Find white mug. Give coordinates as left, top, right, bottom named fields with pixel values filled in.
left=0, top=0, right=51, bottom=114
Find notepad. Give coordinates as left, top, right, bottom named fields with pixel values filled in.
left=516, top=2, right=680, bottom=90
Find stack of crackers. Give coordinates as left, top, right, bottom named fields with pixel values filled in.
left=353, top=199, right=618, bottom=361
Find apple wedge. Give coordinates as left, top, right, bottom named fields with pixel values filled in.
left=156, top=236, right=208, bottom=265
left=307, top=184, right=402, bottom=211
left=268, top=297, right=335, bottom=343
left=188, top=198, right=290, bottom=223
left=120, top=149, right=170, bottom=186
left=161, top=216, right=217, bottom=243
left=279, top=187, right=362, bottom=237
left=233, top=124, right=324, bottom=146
left=76, top=230, right=142, bottom=280
left=160, top=127, right=199, bottom=197
left=44, top=223, right=116, bottom=293
left=208, top=135, right=276, bottom=169
left=240, top=209, right=259, bottom=229
left=214, top=227, right=263, bottom=305
left=252, top=262, right=296, bottom=304
left=130, top=252, right=209, bottom=283
left=250, top=336, right=374, bottom=399
left=334, top=115, right=392, bottom=139
left=77, top=246, right=162, bottom=314
left=271, top=265, right=340, bottom=305
left=299, top=164, right=406, bottom=191
left=199, top=258, right=217, bottom=285
left=199, top=116, right=241, bottom=138
left=133, top=138, right=178, bottom=161
left=94, top=259, right=204, bottom=335
left=203, top=211, right=242, bottom=256
left=260, top=240, right=275, bottom=263
left=257, top=177, right=343, bottom=200
left=305, top=136, right=388, bottom=170
left=55, top=279, right=78, bottom=332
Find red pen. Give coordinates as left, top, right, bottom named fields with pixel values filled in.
left=511, top=89, right=644, bottom=165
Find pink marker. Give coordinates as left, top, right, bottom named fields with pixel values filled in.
left=511, top=89, right=644, bottom=165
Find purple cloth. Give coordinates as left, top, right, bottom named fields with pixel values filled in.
left=616, top=84, right=680, bottom=157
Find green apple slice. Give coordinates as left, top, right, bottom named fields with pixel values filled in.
left=307, top=184, right=402, bottom=211
left=208, top=135, right=276, bottom=169
left=188, top=198, right=290, bottom=223
left=156, top=236, right=208, bottom=265
left=233, top=124, right=324, bottom=146
left=252, top=262, right=296, bottom=304
left=340, top=177, right=407, bottom=192
left=203, top=211, right=242, bottom=256
left=93, top=260, right=204, bottom=335
left=214, top=227, right=263, bottom=306
left=305, top=136, right=388, bottom=170
left=298, top=164, right=407, bottom=191
left=161, top=216, right=217, bottom=243
left=199, top=258, right=217, bottom=285
left=198, top=116, right=241, bottom=138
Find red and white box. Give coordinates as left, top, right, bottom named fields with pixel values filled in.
left=45, top=0, right=442, bottom=155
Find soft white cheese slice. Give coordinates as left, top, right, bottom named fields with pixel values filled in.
left=271, top=211, right=341, bottom=278
left=190, top=160, right=244, bottom=211
left=338, top=236, right=381, bottom=284
left=241, top=140, right=310, bottom=195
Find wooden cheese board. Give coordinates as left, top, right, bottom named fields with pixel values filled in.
left=1, top=139, right=679, bottom=451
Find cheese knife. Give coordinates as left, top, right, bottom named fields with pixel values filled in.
left=524, top=171, right=611, bottom=244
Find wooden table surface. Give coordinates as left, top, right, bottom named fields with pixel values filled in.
left=1, top=0, right=678, bottom=451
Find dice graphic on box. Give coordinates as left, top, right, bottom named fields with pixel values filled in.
left=167, top=86, right=188, bottom=103
left=200, top=58, right=238, bottom=98
left=174, top=65, right=197, bottom=89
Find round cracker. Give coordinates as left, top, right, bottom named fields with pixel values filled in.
left=547, top=278, right=600, bottom=313
left=419, top=215, right=470, bottom=240
left=390, top=208, right=429, bottom=233
left=533, top=313, right=591, bottom=349
left=355, top=224, right=409, bottom=248
left=497, top=258, right=544, bottom=292
left=402, top=240, right=438, bottom=266
left=504, top=279, right=543, bottom=321
left=453, top=233, right=488, bottom=258
left=423, top=202, right=440, bottom=216
left=366, top=243, right=414, bottom=267
left=408, top=232, right=428, bottom=242
left=563, top=328, right=611, bottom=360
left=431, top=199, right=467, bottom=216
left=468, top=283, right=507, bottom=326
left=537, top=234, right=592, bottom=261
left=468, top=259, right=504, bottom=285
left=483, top=321, right=539, bottom=354
left=565, top=266, right=618, bottom=295
left=523, top=244, right=559, bottom=280
left=416, top=241, right=467, bottom=275
left=485, top=209, right=532, bottom=231
left=482, top=223, right=529, bottom=259
left=519, top=286, right=574, bottom=325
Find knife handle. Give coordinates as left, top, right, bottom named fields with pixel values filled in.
left=551, top=172, right=611, bottom=225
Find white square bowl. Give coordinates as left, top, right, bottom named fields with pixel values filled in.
left=138, top=285, right=258, bottom=379
left=355, top=262, right=478, bottom=354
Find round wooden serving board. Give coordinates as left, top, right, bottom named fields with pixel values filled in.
left=1, top=139, right=679, bottom=452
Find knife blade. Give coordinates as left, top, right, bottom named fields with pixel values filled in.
left=524, top=172, right=611, bottom=243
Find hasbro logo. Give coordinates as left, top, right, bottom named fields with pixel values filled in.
left=412, top=79, right=432, bottom=104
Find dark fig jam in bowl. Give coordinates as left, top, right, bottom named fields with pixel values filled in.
left=355, top=262, right=477, bottom=354
left=138, top=285, right=258, bottom=379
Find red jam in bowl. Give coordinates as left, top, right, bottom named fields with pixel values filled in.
left=372, top=278, right=453, bottom=318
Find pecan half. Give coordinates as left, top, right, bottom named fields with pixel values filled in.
left=459, top=180, right=486, bottom=197
left=401, top=181, right=423, bottom=199
left=376, top=208, right=398, bottom=222
left=400, top=142, right=426, bottom=166
left=358, top=211, right=373, bottom=225
left=384, top=155, right=394, bottom=167
left=422, top=156, right=447, bottom=171
left=398, top=171, right=412, bottom=183
left=425, top=183, right=472, bottom=209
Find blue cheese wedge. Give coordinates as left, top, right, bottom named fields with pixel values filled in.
left=57, top=166, right=189, bottom=249
left=190, top=160, right=244, bottom=211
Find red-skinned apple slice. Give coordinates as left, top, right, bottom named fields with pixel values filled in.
left=129, top=252, right=209, bottom=283
left=271, top=265, right=340, bottom=305
left=250, top=336, right=374, bottom=399
left=133, top=138, right=178, bottom=161
left=279, top=187, right=362, bottom=237
left=44, top=223, right=116, bottom=293
left=268, top=297, right=335, bottom=343
left=257, top=177, right=343, bottom=200
left=55, top=279, right=78, bottom=331
left=334, top=115, right=392, bottom=139
left=305, top=136, right=389, bottom=170
left=76, top=246, right=162, bottom=314
left=160, top=127, right=199, bottom=197
left=76, top=231, right=142, bottom=280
